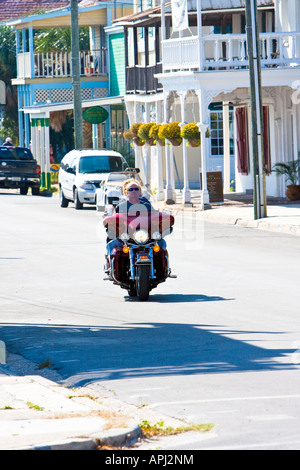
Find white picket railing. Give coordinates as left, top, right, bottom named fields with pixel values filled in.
left=162, top=31, right=300, bottom=71
left=17, top=49, right=107, bottom=78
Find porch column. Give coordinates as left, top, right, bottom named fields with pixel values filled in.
left=196, top=88, right=210, bottom=208
left=196, top=0, right=204, bottom=71
left=32, top=114, right=50, bottom=190
left=155, top=100, right=164, bottom=201
left=163, top=92, right=176, bottom=203
left=18, top=113, right=24, bottom=147
left=223, top=101, right=231, bottom=193
left=16, top=30, right=20, bottom=77
left=44, top=114, right=51, bottom=190
left=134, top=101, right=144, bottom=180
left=92, top=123, right=99, bottom=149
left=40, top=118, right=46, bottom=188
left=35, top=119, right=42, bottom=182
left=144, top=101, right=151, bottom=186
left=24, top=113, right=30, bottom=148
left=161, top=0, right=166, bottom=42
left=179, top=91, right=191, bottom=204
left=30, top=116, right=37, bottom=162
left=29, top=27, right=35, bottom=78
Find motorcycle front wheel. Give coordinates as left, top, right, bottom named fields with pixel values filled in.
left=136, top=265, right=150, bottom=301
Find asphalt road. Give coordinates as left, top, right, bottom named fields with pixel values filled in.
left=0, top=190, right=300, bottom=450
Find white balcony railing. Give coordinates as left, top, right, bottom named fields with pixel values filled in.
left=17, top=49, right=107, bottom=79
left=162, top=31, right=300, bottom=72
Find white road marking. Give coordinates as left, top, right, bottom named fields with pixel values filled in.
left=148, top=394, right=300, bottom=408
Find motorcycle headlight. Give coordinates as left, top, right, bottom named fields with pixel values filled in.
left=133, top=229, right=149, bottom=244
left=152, top=231, right=162, bottom=240
left=120, top=232, right=130, bottom=242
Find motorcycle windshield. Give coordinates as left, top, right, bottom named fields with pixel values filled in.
left=103, top=211, right=174, bottom=239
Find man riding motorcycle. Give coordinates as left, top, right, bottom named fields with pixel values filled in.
left=103, top=178, right=175, bottom=299
left=106, top=178, right=166, bottom=258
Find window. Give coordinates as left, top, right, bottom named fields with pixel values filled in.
left=263, top=106, right=271, bottom=174
left=78, top=156, right=125, bottom=174
left=210, top=110, right=234, bottom=157
left=235, top=107, right=249, bottom=174
left=0, top=147, right=33, bottom=160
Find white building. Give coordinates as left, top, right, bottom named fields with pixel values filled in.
left=116, top=0, right=300, bottom=205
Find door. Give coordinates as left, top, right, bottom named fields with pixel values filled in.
left=64, top=156, right=77, bottom=199
left=60, top=153, right=75, bottom=199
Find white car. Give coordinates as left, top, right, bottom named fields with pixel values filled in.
left=95, top=169, right=149, bottom=212
left=58, top=149, right=127, bottom=209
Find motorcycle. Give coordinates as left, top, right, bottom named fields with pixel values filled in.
left=103, top=210, right=176, bottom=300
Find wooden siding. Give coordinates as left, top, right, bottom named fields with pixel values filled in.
left=13, top=9, right=108, bottom=29
left=109, top=32, right=126, bottom=96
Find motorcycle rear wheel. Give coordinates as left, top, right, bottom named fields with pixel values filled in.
left=136, top=265, right=150, bottom=301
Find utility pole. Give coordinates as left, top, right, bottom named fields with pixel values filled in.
left=71, top=0, right=83, bottom=149
left=245, top=0, right=267, bottom=219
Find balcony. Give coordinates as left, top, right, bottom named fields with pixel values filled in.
left=17, top=49, right=107, bottom=79
left=126, top=63, right=163, bottom=94
left=162, top=31, right=300, bottom=72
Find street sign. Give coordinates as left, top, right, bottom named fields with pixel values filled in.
left=50, top=164, right=60, bottom=173
left=83, top=106, right=108, bottom=124
left=200, top=171, right=224, bottom=203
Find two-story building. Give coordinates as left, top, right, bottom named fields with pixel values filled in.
left=114, top=0, right=300, bottom=204
left=7, top=0, right=133, bottom=187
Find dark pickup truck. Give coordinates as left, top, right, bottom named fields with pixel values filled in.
left=0, top=146, right=40, bottom=195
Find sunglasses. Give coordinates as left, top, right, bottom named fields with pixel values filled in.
left=127, top=187, right=140, bottom=192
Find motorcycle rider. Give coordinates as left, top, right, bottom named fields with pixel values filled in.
left=105, top=179, right=166, bottom=262
left=115, top=178, right=153, bottom=213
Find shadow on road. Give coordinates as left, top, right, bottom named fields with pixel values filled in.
left=0, top=321, right=296, bottom=388
left=125, top=294, right=233, bottom=303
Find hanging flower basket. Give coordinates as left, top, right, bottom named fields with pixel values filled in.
left=149, top=123, right=165, bottom=146
left=138, top=123, right=156, bottom=146
left=187, top=138, right=201, bottom=147
left=169, top=138, right=182, bottom=146
left=132, top=137, right=145, bottom=146
left=123, top=123, right=145, bottom=146
left=158, top=122, right=182, bottom=146
left=181, top=123, right=201, bottom=147
left=123, top=129, right=134, bottom=141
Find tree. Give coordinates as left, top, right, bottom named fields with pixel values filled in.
left=34, top=27, right=90, bottom=52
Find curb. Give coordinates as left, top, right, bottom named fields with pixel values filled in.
left=0, top=348, right=142, bottom=451
left=29, top=424, right=142, bottom=451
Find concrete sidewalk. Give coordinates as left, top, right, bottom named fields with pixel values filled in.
left=0, top=353, right=197, bottom=451
left=0, top=354, right=141, bottom=450
left=153, top=190, right=300, bottom=236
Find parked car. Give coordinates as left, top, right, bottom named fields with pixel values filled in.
left=58, top=149, right=127, bottom=209
left=0, top=146, right=40, bottom=195
left=95, top=168, right=149, bottom=212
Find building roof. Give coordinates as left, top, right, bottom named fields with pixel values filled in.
left=0, top=0, right=70, bottom=22
left=115, top=0, right=274, bottom=25
left=113, top=4, right=162, bottom=25
left=0, top=0, right=111, bottom=22
left=199, top=0, right=273, bottom=8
